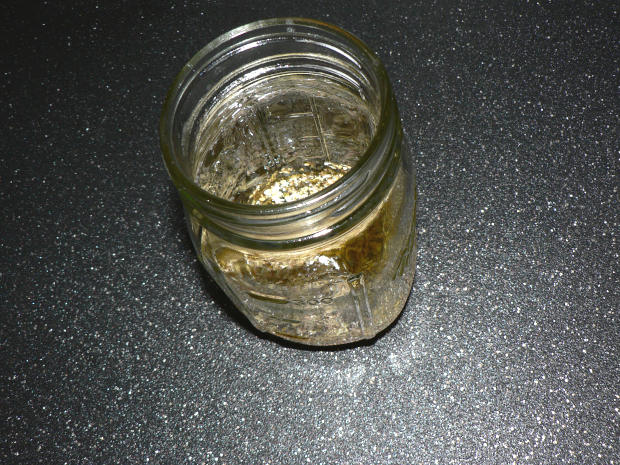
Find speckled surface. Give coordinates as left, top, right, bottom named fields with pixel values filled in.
left=1, top=1, right=618, bottom=464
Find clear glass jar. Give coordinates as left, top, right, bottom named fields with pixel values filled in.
left=160, top=18, right=416, bottom=345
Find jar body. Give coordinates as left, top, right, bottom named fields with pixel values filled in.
left=188, top=158, right=416, bottom=345
left=161, top=18, right=417, bottom=345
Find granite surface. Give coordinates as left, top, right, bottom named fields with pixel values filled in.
left=1, top=1, right=618, bottom=464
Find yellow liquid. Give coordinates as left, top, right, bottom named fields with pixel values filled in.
left=197, top=167, right=412, bottom=345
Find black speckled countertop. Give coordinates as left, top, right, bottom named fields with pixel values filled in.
left=1, top=1, right=618, bottom=464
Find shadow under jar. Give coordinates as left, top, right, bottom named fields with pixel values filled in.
left=160, top=18, right=417, bottom=346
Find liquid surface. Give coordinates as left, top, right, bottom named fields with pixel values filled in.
left=193, top=73, right=376, bottom=204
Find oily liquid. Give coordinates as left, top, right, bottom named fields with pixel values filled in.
left=193, top=73, right=409, bottom=344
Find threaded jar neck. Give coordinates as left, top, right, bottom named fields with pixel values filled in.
left=160, top=18, right=401, bottom=250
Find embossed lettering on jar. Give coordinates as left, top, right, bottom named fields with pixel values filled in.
left=160, top=18, right=417, bottom=345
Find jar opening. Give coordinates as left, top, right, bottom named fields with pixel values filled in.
left=193, top=69, right=377, bottom=206
left=160, top=18, right=393, bottom=218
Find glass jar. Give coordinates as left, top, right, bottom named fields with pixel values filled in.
left=160, top=18, right=416, bottom=345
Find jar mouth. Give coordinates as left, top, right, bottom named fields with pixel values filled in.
left=160, top=17, right=394, bottom=218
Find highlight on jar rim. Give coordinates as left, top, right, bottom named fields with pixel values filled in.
left=160, top=18, right=417, bottom=345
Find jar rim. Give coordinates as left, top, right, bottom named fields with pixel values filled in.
left=160, top=17, right=395, bottom=218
